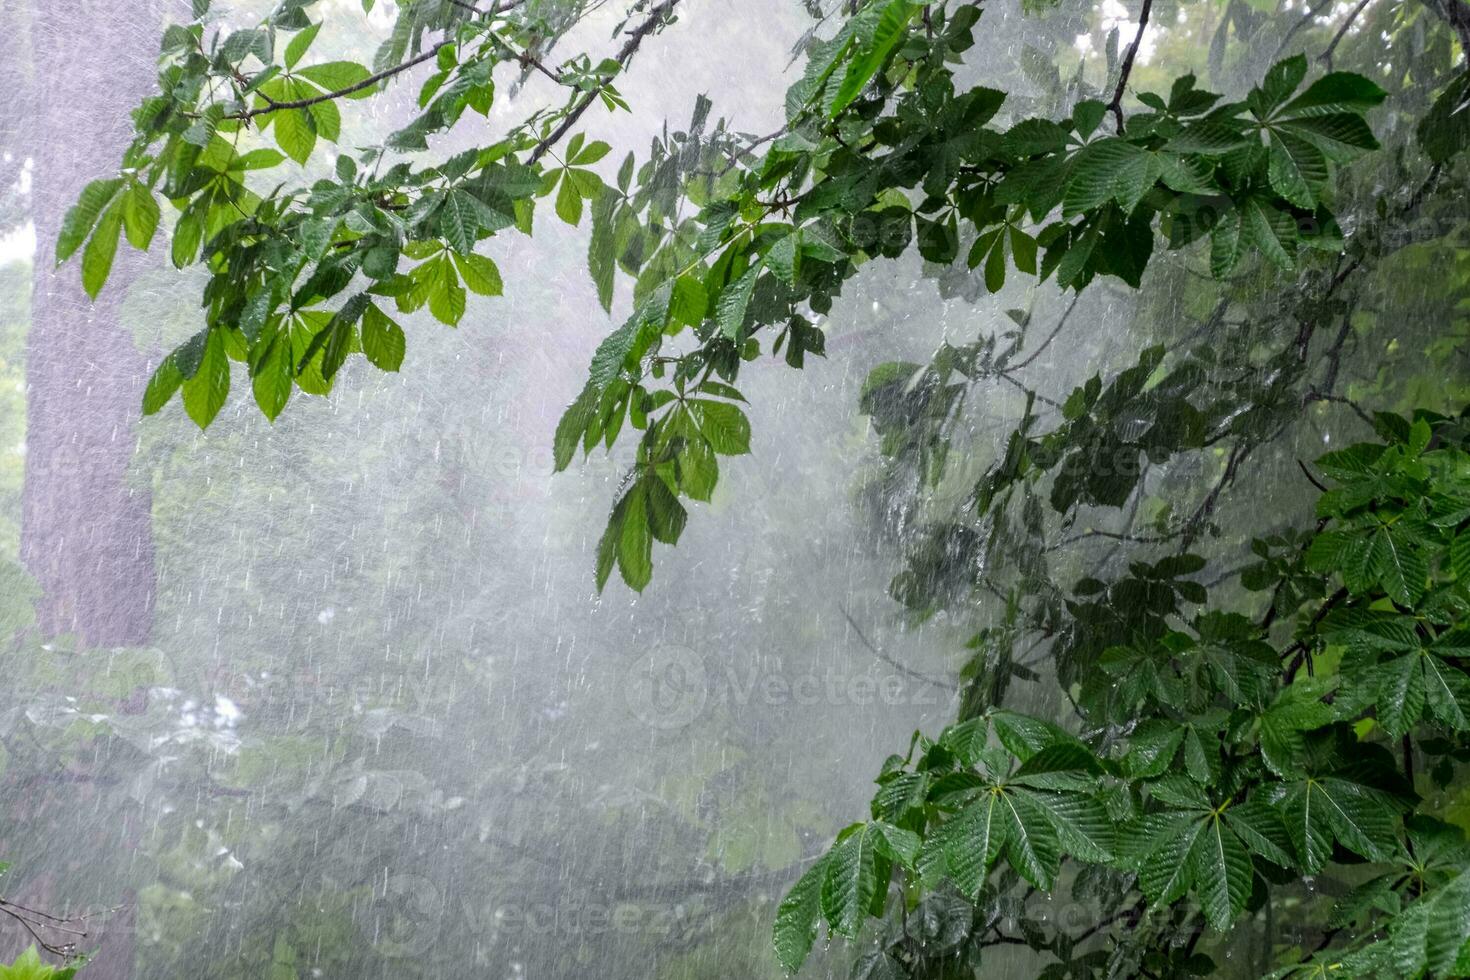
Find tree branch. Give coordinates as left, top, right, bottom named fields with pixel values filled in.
left=1107, top=0, right=1154, bottom=133
left=237, top=41, right=453, bottom=120
left=1319, top=0, right=1373, bottom=69
left=528, top=0, right=681, bottom=164
left=1011, top=293, right=1081, bottom=370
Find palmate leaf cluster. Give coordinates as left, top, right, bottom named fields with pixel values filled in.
left=55, top=0, right=1396, bottom=592
left=50, top=0, right=1470, bottom=977
left=774, top=413, right=1470, bottom=979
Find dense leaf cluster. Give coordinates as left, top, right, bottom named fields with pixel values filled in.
left=51, top=0, right=1470, bottom=977
left=776, top=414, right=1470, bottom=978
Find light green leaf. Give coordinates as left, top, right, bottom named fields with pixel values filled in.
left=56, top=177, right=124, bottom=263
left=81, top=202, right=123, bottom=299
left=555, top=173, right=583, bottom=225
left=284, top=20, right=320, bottom=69
left=274, top=108, right=317, bottom=164
left=296, top=61, right=375, bottom=98
left=182, top=328, right=231, bottom=429
left=716, top=265, right=760, bottom=340
left=454, top=252, right=503, bottom=297
left=692, top=399, right=751, bottom=455
left=360, top=304, right=405, bottom=371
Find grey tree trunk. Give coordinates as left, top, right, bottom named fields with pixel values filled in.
left=12, top=4, right=162, bottom=976
left=21, top=0, right=158, bottom=649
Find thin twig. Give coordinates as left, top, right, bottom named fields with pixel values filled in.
left=1010, top=293, right=1081, bottom=370
left=839, top=605, right=957, bottom=691
left=1271, top=0, right=1336, bottom=62
left=1297, top=459, right=1329, bottom=493
left=1107, top=0, right=1154, bottom=133
left=529, top=0, right=681, bottom=164
left=235, top=41, right=453, bottom=120
left=1319, top=0, right=1373, bottom=69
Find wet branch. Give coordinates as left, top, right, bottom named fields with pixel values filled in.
left=236, top=41, right=453, bottom=120
left=1319, top=0, right=1373, bottom=69
left=529, top=0, right=682, bottom=164
left=839, top=605, right=957, bottom=691
left=1108, top=0, right=1154, bottom=133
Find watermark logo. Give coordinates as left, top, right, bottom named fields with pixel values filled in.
left=623, top=644, right=708, bottom=730
left=623, top=644, right=945, bottom=730
left=360, top=870, right=444, bottom=958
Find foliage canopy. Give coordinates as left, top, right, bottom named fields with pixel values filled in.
left=49, top=0, right=1470, bottom=976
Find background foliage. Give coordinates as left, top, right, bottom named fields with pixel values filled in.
left=2, top=0, right=1470, bottom=977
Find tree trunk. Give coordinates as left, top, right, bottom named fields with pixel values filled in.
left=21, top=0, right=158, bottom=650
left=14, top=5, right=161, bottom=975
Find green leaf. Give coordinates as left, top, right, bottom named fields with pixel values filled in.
left=56, top=177, right=123, bottom=263
left=617, top=481, right=653, bottom=590
left=869, top=821, right=921, bottom=867
left=822, top=825, right=881, bottom=938
left=588, top=193, right=617, bottom=312
left=1225, top=799, right=1294, bottom=868
left=999, top=790, right=1062, bottom=889
left=1284, top=72, right=1387, bottom=115
left=669, top=274, right=708, bottom=330
left=830, top=0, right=918, bottom=117
left=692, top=399, right=751, bottom=455
left=554, top=383, right=598, bottom=472
left=441, top=190, right=487, bottom=253
left=1241, top=198, right=1295, bottom=272
left=773, top=857, right=828, bottom=974
left=142, top=353, right=185, bottom=415
left=1189, top=814, right=1253, bottom=930
left=182, top=328, right=230, bottom=429
left=1026, top=790, right=1114, bottom=862
left=453, top=252, right=503, bottom=296
left=284, top=20, right=321, bottom=69
left=1062, top=138, right=1153, bottom=216
left=81, top=202, right=123, bottom=299
left=1210, top=208, right=1243, bottom=278
left=296, top=61, right=375, bottom=97
left=1252, top=54, right=1308, bottom=117
left=571, top=139, right=611, bottom=165
left=1267, top=130, right=1326, bottom=209
left=172, top=204, right=205, bottom=268
left=921, top=792, right=1005, bottom=897
left=1278, top=776, right=1397, bottom=872
left=555, top=172, right=583, bottom=225
left=1418, top=72, right=1470, bottom=165
left=645, top=474, right=687, bottom=545
left=1377, top=652, right=1427, bottom=738
left=767, top=232, right=800, bottom=285
left=360, top=304, right=405, bottom=371
left=1138, top=814, right=1202, bottom=905
left=120, top=183, right=160, bottom=250
left=1422, top=654, right=1470, bottom=731
left=1450, top=530, right=1470, bottom=582
left=274, top=108, right=317, bottom=164
left=251, top=329, right=293, bottom=420
left=715, top=265, right=759, bottom=340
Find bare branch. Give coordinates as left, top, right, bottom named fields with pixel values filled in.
left=1319, top=0, right=1373, bottom=69
left=529, top=0, right=682, bottom=164
left=1107, top=0, right=1154, bottom=133
left=839, top=605, right=957, bottom=691
left=1010, top=293, right=1081, bottom=370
